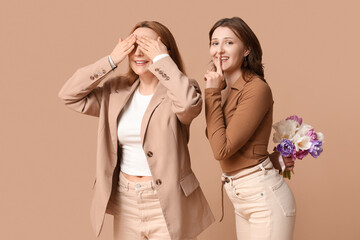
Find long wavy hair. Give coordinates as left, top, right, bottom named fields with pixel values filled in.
left=209, top=17, right=265, bottom=82
left=124, top=21, right=185, bottom=83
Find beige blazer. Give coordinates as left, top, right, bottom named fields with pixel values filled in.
left=59, top=56, right=215, bottom=239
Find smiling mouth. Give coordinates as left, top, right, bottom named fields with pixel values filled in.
left=134, top=60, right=149, bottom=66
left=220, top=56, right=229, bottom=63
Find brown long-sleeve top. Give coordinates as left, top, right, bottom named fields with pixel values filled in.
left=205, top=76, right=274, bottom=173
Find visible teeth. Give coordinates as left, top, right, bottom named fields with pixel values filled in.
left=136, top=61, right=147, bottom=64
left=221, top=57, right=229, bottom=60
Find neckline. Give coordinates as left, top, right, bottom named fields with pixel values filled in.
left=136, top=87, right=153, bottom=97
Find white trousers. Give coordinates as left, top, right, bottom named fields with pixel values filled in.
left=223, top=158, right=296, bottom=240
left=113, top=172, right=197, bottom=240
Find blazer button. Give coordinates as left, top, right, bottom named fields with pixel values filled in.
left=90, top=75, right=94, bottom=80
left=102, top=69, right=106, bottom=74
left=147, top=151, right=153, bottom=157
left=94, top=73, right=98, bottom=78
left=165, top=77, right=170, bottom=81
left=159, top=70, right=163, bottom=74
left=155, top=68, right=159, bottom=72
left=155, top=179, right=162, bottom=185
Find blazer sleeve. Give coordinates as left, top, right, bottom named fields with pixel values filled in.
left=205, top=80, right=273, bottom=160
left=58, top=56, right=114, bottom=117
left=148, top=56, right=202, bottom=125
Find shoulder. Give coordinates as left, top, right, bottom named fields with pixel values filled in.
left=244, top=76, right=272, bottom=93
left=102, top=75, right=134, bottom=93
left=242, top=76, right=272, bottom=100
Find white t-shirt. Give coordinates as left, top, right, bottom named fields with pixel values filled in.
left=117, top=87, right=153, bottom=176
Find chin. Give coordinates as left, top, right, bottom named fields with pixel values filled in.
left=133, top=69, right=151, bottom=77
left=221, top=65, right=231, bottom=72
left=218, top=60, right=231, bottom=72
left=222, top=62, right=239, bottom=73
left=131, top=66, right=148, bottom=75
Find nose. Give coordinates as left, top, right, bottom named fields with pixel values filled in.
left=216, top=44, right=225, bottom=56
left=134, top=44, right=143, bottom=56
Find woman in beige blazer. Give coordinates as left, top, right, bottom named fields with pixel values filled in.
left=59, top=21, right=214, bottom=240
left=204, top=17, right=296, bottom=239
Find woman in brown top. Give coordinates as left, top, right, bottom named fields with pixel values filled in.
left=204, top=17, right=296, bottom=239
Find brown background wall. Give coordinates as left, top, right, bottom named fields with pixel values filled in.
left=1, top=0, right=359, bottom=239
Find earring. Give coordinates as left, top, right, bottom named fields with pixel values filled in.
left=243, top=56, right=248, bottom=67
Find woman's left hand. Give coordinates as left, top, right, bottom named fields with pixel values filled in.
left=136, top=36, right=168, bottom=61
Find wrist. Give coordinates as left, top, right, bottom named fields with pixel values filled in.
left=108, top=55, right=117, bottom=70
left=153, top=53, right=169, bottom=63
left=205, top=81, right=220, bottom=89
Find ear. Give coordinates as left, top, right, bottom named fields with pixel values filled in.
left=244, top=48, right=251, bottom=57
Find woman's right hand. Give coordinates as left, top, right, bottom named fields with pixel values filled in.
left=270, top=151, right=295, bottom=172
left=204, top=55, right=226, bottom=89
left=110, top=34, right=136, bottom=66
left=283, top=156, right=295, bottom=171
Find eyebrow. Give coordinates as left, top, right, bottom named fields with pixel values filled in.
left=211, top=37, right=234, bottom=40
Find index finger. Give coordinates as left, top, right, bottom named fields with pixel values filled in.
left=124, top=33, right=134, bottom=40
left=140, top=35, right=157, bottom=44
left=126, top=34, right=136, bottom=42
left=214, top=54, right=223, bottom=75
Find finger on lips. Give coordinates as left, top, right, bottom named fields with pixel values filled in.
left=215, top=55, right=223, bottom=75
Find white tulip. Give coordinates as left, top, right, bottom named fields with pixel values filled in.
left=317, top=132, right=325, bottom=142
left=293, top=135, right=312, bottom=151
left=273, top=119, right=299, bottom=143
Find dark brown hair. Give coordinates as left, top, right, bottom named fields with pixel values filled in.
left=125, top=21, right=185, bottom=83
left=209, top=17, right=265, bottom=82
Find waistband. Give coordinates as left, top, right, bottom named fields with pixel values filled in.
left=222, top=158, right=273, bottom=184
left=219, top=157, right=273, bottom=222
left=119, top=171, right=155, bottom=191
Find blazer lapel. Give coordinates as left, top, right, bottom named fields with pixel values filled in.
left=140, top=83, right=167, bottom=145
left=109, top=80, right=140, bottom=153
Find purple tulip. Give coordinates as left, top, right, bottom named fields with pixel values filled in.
left=286, top=115, right=303, bottom=125
left=306, top=129, right=318, bottom=141
left=276, top=139, right=294, bottom=157
left=309, top=141, right=323, bottom=158
left=294, top=149, right=309, bottom=160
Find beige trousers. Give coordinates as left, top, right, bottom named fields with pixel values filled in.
left=223, top=158, right=296, bottom=240
left=113, top=172, right=197, bottom=240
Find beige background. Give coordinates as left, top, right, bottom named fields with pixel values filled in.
left=1, top=0, right=359, bottom=239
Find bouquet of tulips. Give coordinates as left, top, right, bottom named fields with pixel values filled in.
left=273, top=115, right=324, bottom=179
